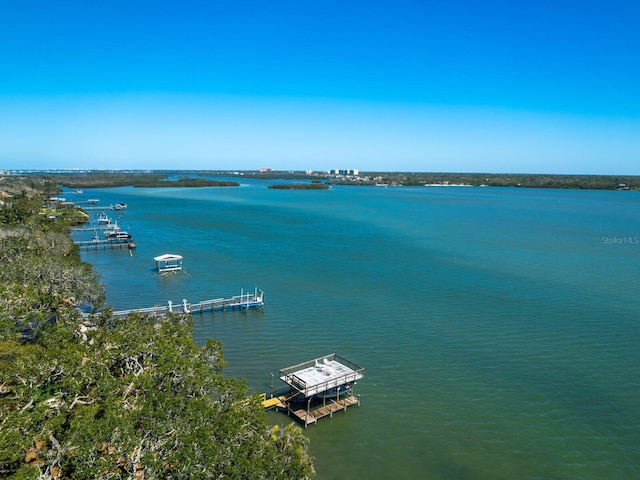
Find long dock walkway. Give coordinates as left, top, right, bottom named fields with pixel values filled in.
left=72, top=223, right=123, bottom=232
left=74, top=239, right=136, bottom=250
left=105, top=289, right=264, bottom=318
left=79, top=205, right=107, bottom=211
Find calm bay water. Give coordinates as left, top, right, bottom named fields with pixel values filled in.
left=74, top=180, right=640, bottom=479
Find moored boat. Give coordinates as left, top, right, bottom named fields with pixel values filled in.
left=97, top=212, right=111, bottom=224
left=289, top=382, right=354, bottom=404
left=106, top=231, right=132, bottom=242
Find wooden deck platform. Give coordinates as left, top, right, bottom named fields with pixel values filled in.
left=289, top=395, right=361, bottom=427
left=261, top=395, right=287, bottom=410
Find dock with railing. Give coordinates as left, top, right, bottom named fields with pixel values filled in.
left=103, top=288, right=265, bottom=318
left=74, top=238, right=136, bottom=250
left=275, top=354, right=364, bottom=427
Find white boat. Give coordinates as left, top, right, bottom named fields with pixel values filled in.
left=103, top=222, right=121, bottom=238
left=112, top=202, right=127, bottom=210
left=290, top=383, right=353, bottom=404
left=106, top=231, right=132, bottom=242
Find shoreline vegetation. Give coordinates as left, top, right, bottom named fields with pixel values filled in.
left=42, top=172, right=239, bottom=188
left=0, top=176, right=314, bottom=478
left=3, top=169, right=638, bottom=191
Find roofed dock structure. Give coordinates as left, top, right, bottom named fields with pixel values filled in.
left=277, top=353, right=364, bottom=426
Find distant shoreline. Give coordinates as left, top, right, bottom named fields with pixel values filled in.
left=4, top=170, right=639, bottom=191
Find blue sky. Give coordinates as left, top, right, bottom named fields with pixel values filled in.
left=1, top=0, right=638, bottom=173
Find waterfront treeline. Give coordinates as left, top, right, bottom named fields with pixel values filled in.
left=196, top=170, right=638, bottom=190
left=11, top=170, right=638, bottom=191
left=33, top=171, right=239, bottom=188
left=0, top=176, right=313, bottom=479
left=342, top=172, right=639, bottom=190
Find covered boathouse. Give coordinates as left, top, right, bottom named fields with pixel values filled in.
left=277, top=353, right=364, bottom=427
left=154, top=254, right=184, bottom=274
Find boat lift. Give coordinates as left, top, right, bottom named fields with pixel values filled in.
left=154, top=253, right=184, bottom=274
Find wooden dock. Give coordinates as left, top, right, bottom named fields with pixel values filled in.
left=74, top=239, right=136, bottom=250
left=72, top=223, right=124, bottom=232
left=104, top=289, right=265, bottom=318
left=80, top=205, right=107, bottom=211
left=289, top=395, right=360, bottom=427
left=260, top=394, right=287, bottom=410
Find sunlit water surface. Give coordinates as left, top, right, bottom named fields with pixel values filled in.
left=75, top=181, right=640, bottom=479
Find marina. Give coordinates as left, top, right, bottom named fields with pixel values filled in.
left=72, top=208, right=135, bottom=250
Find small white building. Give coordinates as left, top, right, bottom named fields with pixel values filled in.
left=330, top=168, right=359, bottom=176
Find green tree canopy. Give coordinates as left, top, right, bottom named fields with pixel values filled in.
left=0, top=175, right=314, bottom=479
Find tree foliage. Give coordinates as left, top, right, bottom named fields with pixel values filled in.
left=340, top=172, right=640, bottom=189
left=0, top=176, right=314, bottom=479
left=29, top=172, right=239, bottom=189
left=1, top=316, right=314, bottom=478
left=9, top=170, right=640, bottom=191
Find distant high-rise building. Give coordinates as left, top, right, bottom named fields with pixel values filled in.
left=330, top=168, right=359, bottom=176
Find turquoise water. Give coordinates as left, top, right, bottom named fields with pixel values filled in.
left=74, top=181, right=640, bottom=479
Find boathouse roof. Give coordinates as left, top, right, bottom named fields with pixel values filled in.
left=279, top=353, right=364, bottom=398
left=153, top=253, right=183, bottom=262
